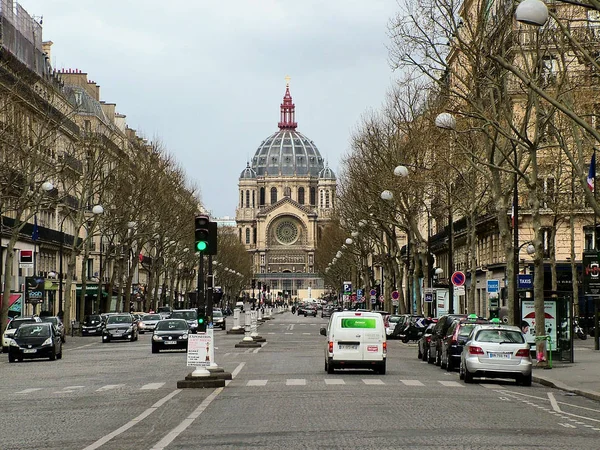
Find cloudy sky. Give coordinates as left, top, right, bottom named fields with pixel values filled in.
left=19, top=0, right=400, bottom=217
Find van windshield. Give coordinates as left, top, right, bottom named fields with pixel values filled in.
left=341, top=318, right=377, bottom=329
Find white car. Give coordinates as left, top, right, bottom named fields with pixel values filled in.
left=320, top=311, right=387, bottom=375
left=2, top=316, right=43, bottom=352
left=460, top=323, right=532, bottom=386
left=138, top=314, right=162, bottom=334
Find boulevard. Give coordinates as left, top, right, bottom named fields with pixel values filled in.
left=1, top=312, right=600, bottom=449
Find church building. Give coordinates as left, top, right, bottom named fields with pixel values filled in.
left=236, top=80, right=336, bottom=301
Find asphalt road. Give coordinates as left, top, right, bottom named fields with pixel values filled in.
left=1, top=311, right=600, bottom=449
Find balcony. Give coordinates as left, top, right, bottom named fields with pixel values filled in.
left=59, top=152, right=83, bottom=173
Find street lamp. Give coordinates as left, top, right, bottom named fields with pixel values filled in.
left=380, top=190, right=394, bottom=201
left=515, top=0, right=550, bottom=26
left=345, top=238, right=353, bottom=245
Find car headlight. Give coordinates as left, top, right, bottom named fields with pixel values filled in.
left=182, top=334, right=188, bottom=340
left=42, top=337, right=53, bottom=346
left=139, top=322, right=145, bottom=328
left=9, top=339, right=19, bottom=347
left=127, top=327, right=133, bottom=333
left=152, top=335, right=162, bottom=341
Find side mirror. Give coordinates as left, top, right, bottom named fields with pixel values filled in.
left=319, top=327, right=327, bottom=336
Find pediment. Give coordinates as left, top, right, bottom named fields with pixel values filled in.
left=258, top=197, right=316, bottom=218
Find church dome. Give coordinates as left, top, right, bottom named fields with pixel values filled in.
left=240, top=162, right=257, bottom=180
left=251, top=83, right=325, bottom=177
left=318, top=163, right=336, bottom=180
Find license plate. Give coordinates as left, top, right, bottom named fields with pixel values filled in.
left=489, top=352, right=511, bottom=359
left=164, top=341, right=177, bottom=345
left=339, top=344, right=358, bottom=350
left=23, top=349, right=36, bottom=353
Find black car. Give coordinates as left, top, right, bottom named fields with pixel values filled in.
left=391, top=315, right=426, bottom=341
left=41, top=316, right=66, bottom=343
left=417, top=322, right=437, bottom=361
left=440, top=315, right=489, bottom=371
left=81, top=314, right=105, bottom=336
left=8, top=323, right=63, bottom=362
left=171, top=309, right=199, bottom=333
left=428, top=314, right=467, bottom=365
left=152, top=319, right=189, bottom=353
left=212, top=309, right=226, bottom=330
left=102, top=314, right=139, bottom=343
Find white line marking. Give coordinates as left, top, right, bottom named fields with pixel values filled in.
left=16, top=388, right=42, bottom=394
left=150, top=387, right=223, bottom=450
left=247, top=380, right=268, bottom=386
left=268, top=332, right=275, bottom=335
left=438, top=381, right=463, bottom=387
left=253, top=342, right=266, bottom=353
left=286, top=379, right=306, bottom=386
left=401, top=380, right=424, bottom=386
left=83, top=389, right=181, bottom=450
left=559, top=423, right=576, bottom=428
left=324, top=379, right=345, bottom=385
left=480, top=383, right=502, bottom=389
left=141, top=383, right=165, bottom=390
left=244, top=348, right=252, bottom=353
left=225, top=362, right=245, bottom=386
left=223, top=353, right=230, bottom=358
left=290, top=324, right=294, bottom=331
left=284, top=332, right=293, bottom=335
left=548, top=393, right=561, bottom=412
left=363, top=379, right=385, bottom=385
left=64, top=343, right=96, bottom=352
left=96, top=384, right=125, bottom=392
left=302, top=333, right=311, bottom=335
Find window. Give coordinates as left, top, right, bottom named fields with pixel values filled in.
left=298, top=187, right=305, bottom=204
left=246, top=190, right=250, bottom=208
left=320, top=190, right=324, bottom=208
left=310, top=187, right=316, bottom=205
left=240, top=191, right=244, bottom=208
left=542, top=228, right=553, bottom=259
left=271, top=187, right=278, bottom=204
left=253, top=228, right=257, bottom=244
left=245, top=228, right=250, bottom=244
left=325, top=191, right=330, bottom=208
left=239, top=228, right=242, bottom=243
left=252, top=191, right=255, bottom=207
left=260, top=187, right=265, bottom=205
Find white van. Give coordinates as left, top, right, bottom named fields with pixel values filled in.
left=320, top=311, right=387, bottom=374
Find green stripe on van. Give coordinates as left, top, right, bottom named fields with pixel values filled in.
left=341, top=318, right=377, bottom=329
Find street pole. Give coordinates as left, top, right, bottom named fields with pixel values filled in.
left=513, top=150, right=521, bottom=327
left=207, top=255, right=213, bottom=324
left=58, top=220, right=64, bottom=317
left=448, top=202, right=454, bottom=314
left=198, top=253, right=205, bottom=316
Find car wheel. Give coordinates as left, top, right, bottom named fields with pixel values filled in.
left=446, top=357, right=454, bottom=372
left=324, top=361, right=328, bottom=373
left=49, top=349, right=56, bottom=361
left=427, top=348, right=435, bottom=364
left=402, top=335, right=409, bottom=344
left=377, top=362, right=386, bottom=375
left=459, top=362, right=465, bottom=380
left=464, top=365, right=474, bottom=383
left=418, top=346, right=423, bottom=359
left=57, top=350, right=63, bottom=360
left=422, top=347, right=429, bottom=362
left=440, top=352, right=447, bottom=369
left=2, top=346, right=8, bottom=353
left=519, top=373, right=532, bottom=386
left=103, top=337, right=110, bottom=343
left=327, top=360, right=335, bottom=374
left=152, top=344, right=159, bottom=354
left=435, top=350, right=441, bottom=366
left=62, top=336, right=66, bottom=343
left=8, top=353, right=15, bottom=363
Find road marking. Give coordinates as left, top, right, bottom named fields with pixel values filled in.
left=480, top=383, right=502, bottom=388
left=286, top=379, right=306, bottom=386
left=64, top=343, right=96, bottom=352
left=225, top=362, right=245, bottom=386
left=559, top=423, right=576, bottom=428
left=324, top=379, right=345, bottom=385
left=16, top=388, right=42, bottom=394
left=223, top=353, right=230, bottom=358
left=54, top=385, right=86, bottom=394
left=96, top=384, right=124, bottom=392
left=253, top=342, right=266, bottom=353
left=83, top=389, right=181, bottom=450
left=302, top=333, right=311, bottom=335
left=362, top=379, right=385, bottom=385
left=150, top=387, right=222, bottom=450
left=268, top=332, right=275, bottom=335
left=289, top=324, right=294, bottom=331
left=247, top=380, right=268, bottom=386
left=438, top=381, right=463, bottom=387
left=400, top=380, right=424, bottom=386
left=548, top=393, right=561, bottom=412
left=285, top=332, right=293, bottom=335
left=141, top=383, right=165, bottom=390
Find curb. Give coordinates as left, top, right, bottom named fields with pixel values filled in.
left=533, top=375, right=600, bottom=402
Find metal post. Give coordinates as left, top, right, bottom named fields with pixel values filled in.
left=98, top=235, right=102, bottom=314
left=513, top=149, right=520, bottom=327
left=207, top=255, right=213, bottom=325
left=448, top=205, right=454, bottom=314
left=198, top=254, right=205, bottom=316
left=58, top=220, right=64, bottom=315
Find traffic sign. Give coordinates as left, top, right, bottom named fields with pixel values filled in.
left=451, top=271, right=466, bottom=287
left=391, top=290, right=399, bottom=300
left=518, top=274, right=533, bottom=289
left=379, top=295, right=384, bottom=301
left=424, top=293, right=434, bottom=303
left=487, top=279, right=500, bottom=293
left=369, top=289, right=377, bottom=296
left=343, top=281, right=352, bottom=295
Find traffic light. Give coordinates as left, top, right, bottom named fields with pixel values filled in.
left=251, top=279, right=256, bottom=289
left=197, top=314, right=208, bottom=333
left=258, top=281, right=262, bottom=290
left=194, top=215, right=210, bottom=252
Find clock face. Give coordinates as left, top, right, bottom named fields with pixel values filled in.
left=275, top=220, right=299, bottom=245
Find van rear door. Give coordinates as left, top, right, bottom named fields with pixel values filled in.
left=333, top=315, right=379, bottom=362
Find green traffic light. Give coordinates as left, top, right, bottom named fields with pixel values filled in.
left=198, top=317, right=205, bottom=324
left=196, top=241, right=208, bottom=251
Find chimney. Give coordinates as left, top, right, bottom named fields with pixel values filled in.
left=100, top=102, right=116, bottom=123
left=42, top=41, right=53, bottom=61
left=60, top=69, right=89, bottom=90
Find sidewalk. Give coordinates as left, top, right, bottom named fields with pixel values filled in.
left=532, top=337, right=600, bottom=401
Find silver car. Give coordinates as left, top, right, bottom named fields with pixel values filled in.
left=460, top=324, right=532, bottom=386
left=138, top=314, right=162, bottom=334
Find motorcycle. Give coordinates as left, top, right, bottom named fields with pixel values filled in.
left=574, top=319, right=587, bottom=340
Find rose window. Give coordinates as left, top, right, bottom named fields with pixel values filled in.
left=275, top=221, right=299, bottom=245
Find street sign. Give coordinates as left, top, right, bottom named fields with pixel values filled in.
left=487, top=279, right=500, bottom=293
left=454, top=285, right=465, bottom=296
left=379, top=295, right=384, bottom=301
left=370, top=297, right=376, bottom=304
left=391, top=290, right=399, bottom=300
left=451, top=271, right=466, bottom=287
left=19, top=249, right=33, bottom=269
left=343, top=281, right=352, bottom=295
left=357, top=289, right=363, bottom=299
left=518, top=274, right=533, bottom=290
left=424, top=293, right=434, bottom=303
left=369, top=289, right=377, bottom=296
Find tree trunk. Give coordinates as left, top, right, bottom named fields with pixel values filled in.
left=1, top=234, right=19, bottom=336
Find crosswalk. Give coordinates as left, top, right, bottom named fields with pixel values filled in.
left=236, top=378, right=472, bottom=388
left=10, top=382, right=168, bottom=396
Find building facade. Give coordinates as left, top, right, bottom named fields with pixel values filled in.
left=236, top=82, right=336, bottom=300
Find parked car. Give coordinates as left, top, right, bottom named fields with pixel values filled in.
left=212, top=309, right=226, bottom=330
left=171, top=309, right=199, bottom=333
left=460, top=323, right=532, bottom=385
left=440, top=315, right=489, bottom=371
left=417, top=322, right=437, bottom=361
left=81, top=314, right=105, bottom=336
left=102, top=314, right=138, bottom=342
left=138, top=314, right=162, bottom=334
left=152, top=319, right=189, bottom=353
left=320, top=311, right=387, bottom=374
left=391, top=315, right=426, bottom=342
left=321, top=305, right=334, bottom=318
left=385, top=314, right=402, bottom=337
left=8, top=322, right=63, bottom=362
left=2, top=316, right=42, bottom=353
left=40, top=316, right=66, bottom=343
left=428, top=314, right=467, bottom=365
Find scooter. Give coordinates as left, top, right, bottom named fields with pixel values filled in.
left=574, top=319, right=587, bottom=340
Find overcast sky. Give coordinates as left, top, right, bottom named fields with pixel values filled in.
left=19, top=0, right=400, bottom=218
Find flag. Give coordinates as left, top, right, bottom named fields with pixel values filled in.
left=32, top=215, right=39, bottom=242
left=587, top=152, right=596, bottom=192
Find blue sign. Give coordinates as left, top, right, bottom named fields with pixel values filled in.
left=343, top=282, right=352, bottom=294
left=425, top=293, right=434, bottom=303
left=357, top=289, right=363, bottom=298
left=370, top=289, right=377, bottom=296
left=487, top=279, right=500, bottom=294
left=518, top=274, right=533, bottom=289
